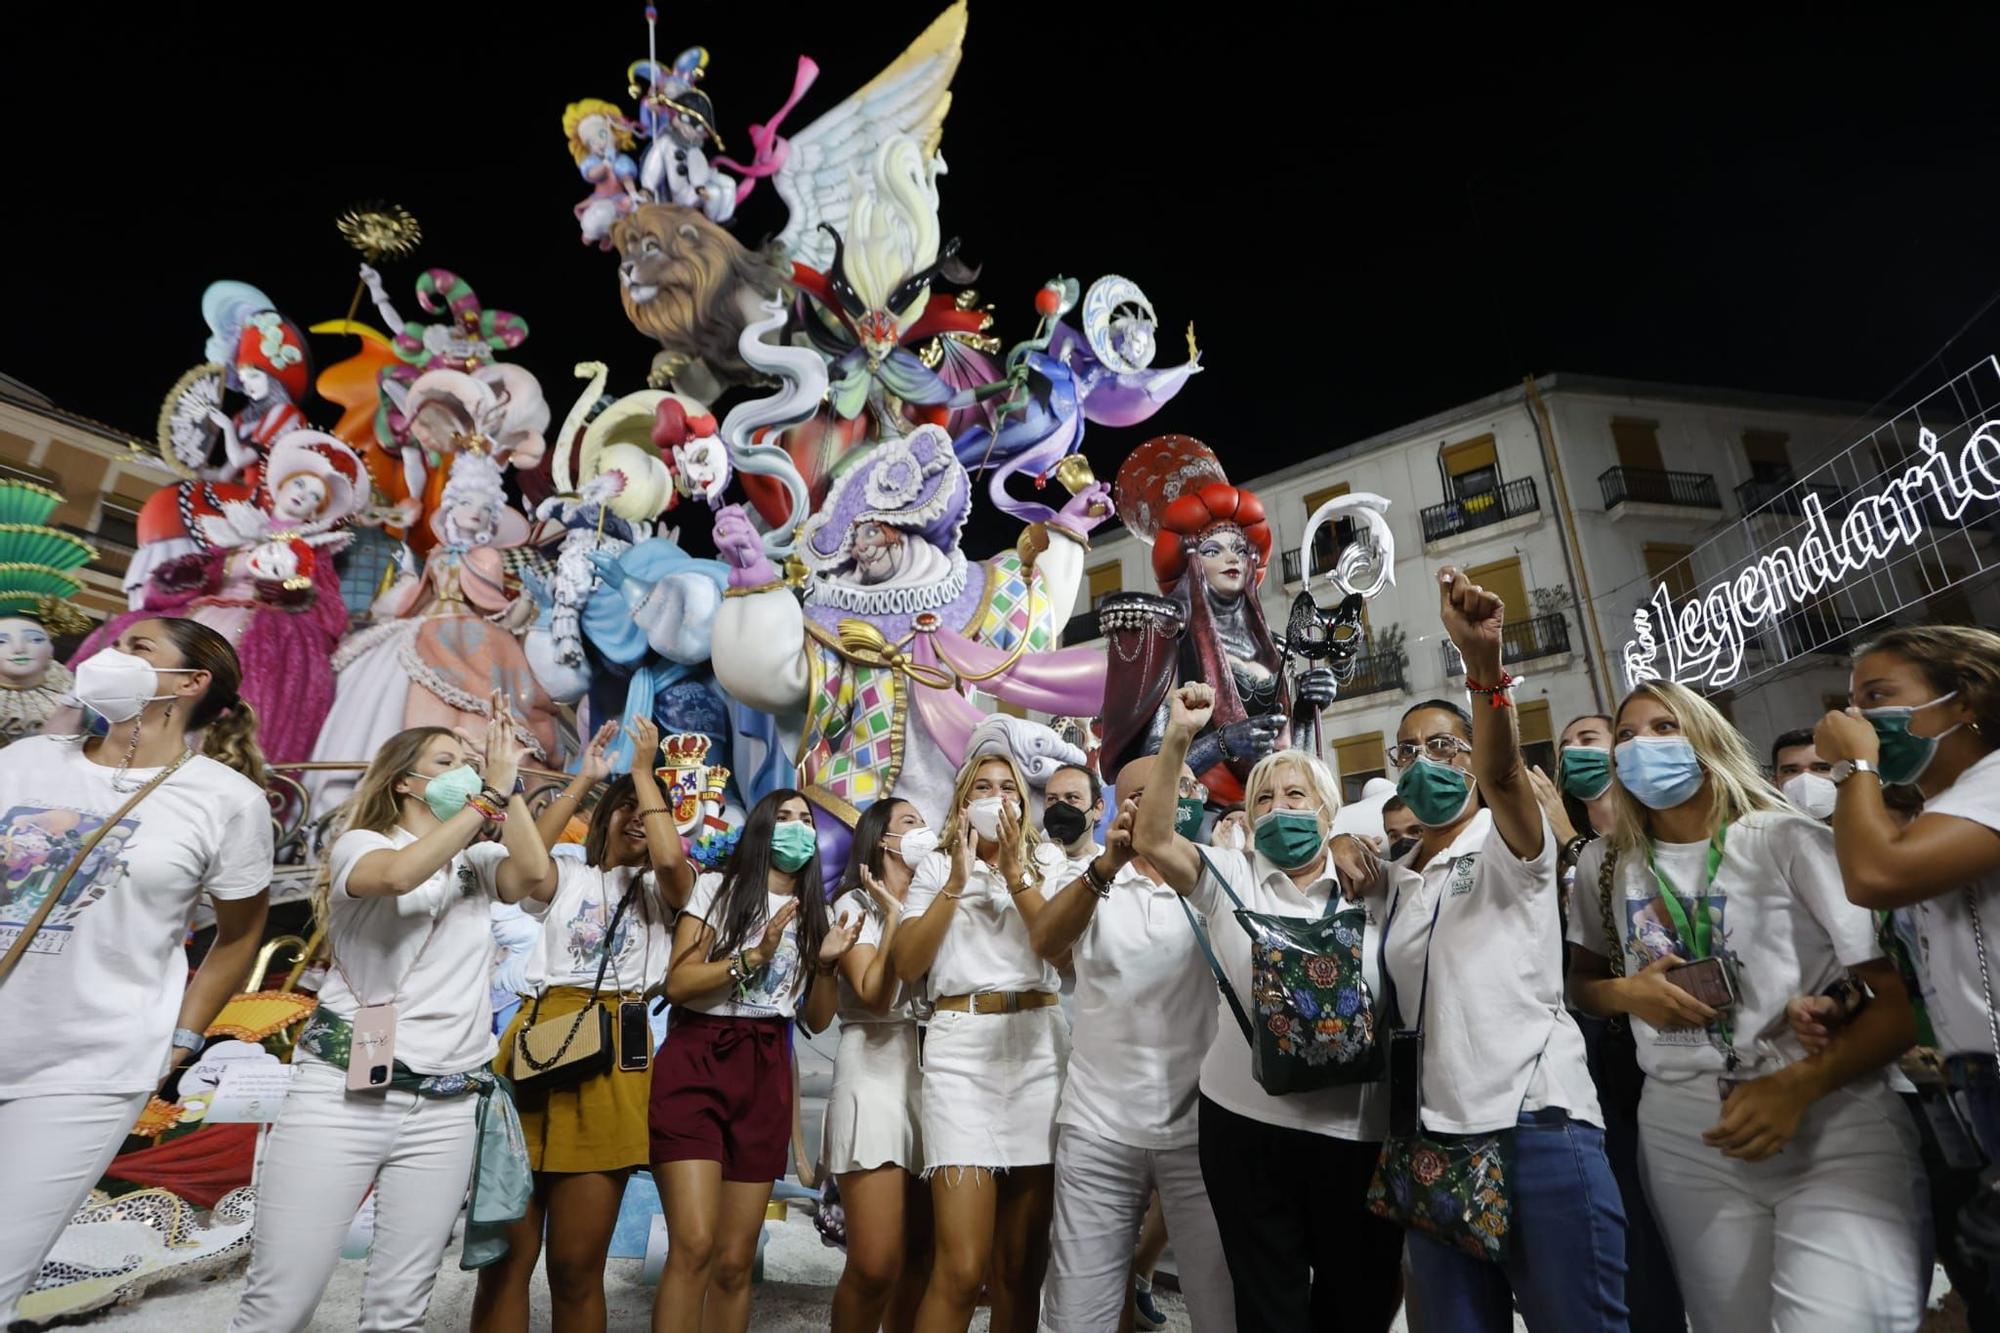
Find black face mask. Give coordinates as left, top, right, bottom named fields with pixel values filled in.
left=1388, top=836, right=1419, bottom=862
left=1042, top=801, right=1092, bottom=846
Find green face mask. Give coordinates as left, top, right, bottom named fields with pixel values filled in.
left=771, top=821, right=819, bottom=872
left=409, top=765, right=483, bottom=821
left=1396, top=756, right=1474, bottom=828
left=1175, top=796, right=1207, bottom=839
left=1253, top=808, right=1325, bottom=869
left=1862, top=691, right=1961, bottom=785
left=1558, top=746, right=1612, bottom=800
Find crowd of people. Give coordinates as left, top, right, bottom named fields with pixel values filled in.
left=3, top=568, right=2000, bottom=1333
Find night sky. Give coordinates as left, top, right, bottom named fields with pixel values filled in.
left=7, top=4, right=2000, bottom=550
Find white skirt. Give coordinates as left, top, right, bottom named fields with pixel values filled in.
left=919, top=1005, right=1069, bottom=1172
left=823, top=1021, right=924, bottom=1175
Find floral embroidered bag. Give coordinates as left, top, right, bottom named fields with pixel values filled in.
left=1183, top=850, right=1383, bottom=1095
left=1364, top=880, right=1515, bottom=1263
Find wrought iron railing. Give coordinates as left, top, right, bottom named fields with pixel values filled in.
left=1335, top=650, right=1408, bottom=699
left=1599, top=466, right=1721, bottom=511
left=1442, top=610, right=1572, bottom=676
left=1735, top=474, right=1844, bottom=518
left=1420, top=477, right=1540, bottom=544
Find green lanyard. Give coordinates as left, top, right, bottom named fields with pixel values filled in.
left=1645, top=827, right=1726, bottom=960
left=1644, top=825, right=1735, bottom=1059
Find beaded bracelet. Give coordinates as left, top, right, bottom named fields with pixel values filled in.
left=466, top=790, right=507, bottom=822
left=1463, top=669, right=1517, bottom=709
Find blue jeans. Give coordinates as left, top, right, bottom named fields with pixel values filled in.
left=1406, top=1108, right=1629, bottom=1332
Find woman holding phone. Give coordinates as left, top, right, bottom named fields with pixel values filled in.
left=1567, top=679, right=1925, bottom=1330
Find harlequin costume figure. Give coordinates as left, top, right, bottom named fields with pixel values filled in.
left=709, top=424, right=1111, bottom=877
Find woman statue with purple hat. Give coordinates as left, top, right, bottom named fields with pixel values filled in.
left=709, top=424, right=1112, bottom=877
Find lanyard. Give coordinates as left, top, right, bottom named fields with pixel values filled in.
left=1645, top=827, right=1726, bottom=960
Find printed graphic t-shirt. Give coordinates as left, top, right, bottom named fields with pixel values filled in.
left=680, top=873, right=805, bottom=1019
left=0, top=736, right=272, bottom=1096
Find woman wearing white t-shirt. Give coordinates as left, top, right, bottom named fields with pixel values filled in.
left=1379, top=569, right=1624, bottom=1331
left=1568, top=678, right=1925, bottom=1330
left=231, top=707, right=556, bottom=1332
left=651, top=787, right=856, bottom=1333
left=1808, top=625, right=2000, bottom=1310
left=889, top=750, right=1066, bottom=1333
left=473, top=715, right=696, bottom=1333
left=0, top=617, right=273, bottom=1326
left=1128, top=703, right=1399, bottom=1332
left=826, top=795, right=932, bottom=1333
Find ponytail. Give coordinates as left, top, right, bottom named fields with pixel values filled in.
left=200, top=698, right=268, bottom=790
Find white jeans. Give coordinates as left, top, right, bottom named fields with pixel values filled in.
left=1041, top=1124, right=1236, bottom=1333
left=230, top=1057, right=477, bottom=1333
left=1639, top=1076, right=1926, bottom=1333
left=0, top=1090, right=152, bottom=1323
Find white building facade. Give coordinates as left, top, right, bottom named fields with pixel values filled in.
left=1063, top=373, right=2000, bottom=799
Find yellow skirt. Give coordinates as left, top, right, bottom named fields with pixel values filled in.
left=496, top=986, right=654, bottom=1175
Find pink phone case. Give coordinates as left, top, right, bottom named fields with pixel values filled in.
left=347, top=1004, right=398, bottom=1092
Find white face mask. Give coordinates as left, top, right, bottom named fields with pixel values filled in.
left=74, top=648, right=198, bottom=724
left=1782, top=772, right=1838, bottom=821
left=966, top=796, right=1018, bottom=842
left=891, top=826, right=939, bottom=868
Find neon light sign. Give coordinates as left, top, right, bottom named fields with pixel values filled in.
left=1625, top=392, right=2000, bottom=691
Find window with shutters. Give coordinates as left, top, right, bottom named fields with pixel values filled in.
left=1086, top=560, right=1123, bottom=609
left=1742, top=430, right=1792, bottom=483
left=1441, top=434, right=1499, bottom=499
left=1643, top=543, right=1696, bottom=602
left=1610, top=419, right=1664, bottom=472
left=1333, top=731, right=1386, bottom=804
left=1303, top=483, right=1353, bottom=576
left=1517, top=699, right=1555, bottom=779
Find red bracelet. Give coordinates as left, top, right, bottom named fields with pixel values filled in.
left=1464, top=670, right=1516, bottom=708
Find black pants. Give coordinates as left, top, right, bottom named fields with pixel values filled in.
left=1198, top=1095, right=1403, bottom=1332
left=1579, top=1011, right=1685, bottom=1333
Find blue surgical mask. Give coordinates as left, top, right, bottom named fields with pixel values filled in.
left=1614, top=737, right=1705, bottom=811
left=408, top=765, right=484, bottom=820
left=1861, top=692, right=1961, bottom=785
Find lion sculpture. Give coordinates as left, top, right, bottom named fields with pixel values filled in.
left=613, top=203, right=792, bottom=398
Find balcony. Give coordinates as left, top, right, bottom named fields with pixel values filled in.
left=1442, top=610, right=1573, bottom=677
left=1334, top=649, right=1408, bottom=700
left=1282, top=548, right=1304, bottom=585
left=1735, top=474, right=1844, bottom=518
left=1420, top=477, right=1540, bottom=546
left=1599, top=466, right=1722, bottom=514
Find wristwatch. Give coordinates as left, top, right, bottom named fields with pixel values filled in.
left=172, top=1026, right=206, bottom=1055
left=1829, top=759, right=1881, bottom=785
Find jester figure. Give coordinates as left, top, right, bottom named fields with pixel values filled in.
left=709, top=424, right=1111, bottom=876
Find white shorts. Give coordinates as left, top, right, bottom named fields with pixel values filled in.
left=919, top=1004, right=1069, bottom=1172
left=824, top=1020, right=924, bottom=1176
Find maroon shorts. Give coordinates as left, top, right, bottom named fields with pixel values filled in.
left=649, top=1008, right=794, bottom=1182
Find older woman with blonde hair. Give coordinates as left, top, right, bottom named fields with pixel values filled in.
left=1130, top=685, right=1399, bottom=1332
left=890, top=749, right=1066, bottom=1333
left=1567, top=678, right=1925, bottom=1331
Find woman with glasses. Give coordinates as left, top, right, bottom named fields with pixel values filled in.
left=1567, top=678, right=1924, bottom=1330
left=1377, top=569, right=1625, bottom=1331
left=1129, top=685, right=1403, bottom=1332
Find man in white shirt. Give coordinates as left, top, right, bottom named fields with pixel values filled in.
left=1024, top=754, right=1234, bottom=1333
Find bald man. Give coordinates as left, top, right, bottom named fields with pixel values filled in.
left=1022, top=753, right=1235, bottom=1333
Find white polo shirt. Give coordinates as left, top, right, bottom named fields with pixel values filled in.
left=1381, top=809, right=1602, bottom=1135
left=1188, top=846, right=1390, bottom=1142
left=1057, top=860, right=1219, bottom=1150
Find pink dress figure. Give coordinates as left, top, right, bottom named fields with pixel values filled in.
left=307, top=452, right=558, bottom=813
left=72, top=434, right=365, bottom=766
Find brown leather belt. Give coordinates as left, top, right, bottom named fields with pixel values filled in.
left=932, top=990, right=1061, bottom=1015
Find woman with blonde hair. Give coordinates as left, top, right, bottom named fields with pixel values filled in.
left=232, top=703, right=555, bottom=1332
left=890, top=750, right=1065, bottom=1333
left=1127, top=702, right=1394, bottom=1331
left=1803, top=624, right=2000, bottom=1311
left=0, top=617, right=272, bottom=1326
left=1568, top=678, right=1925, bottom=1330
